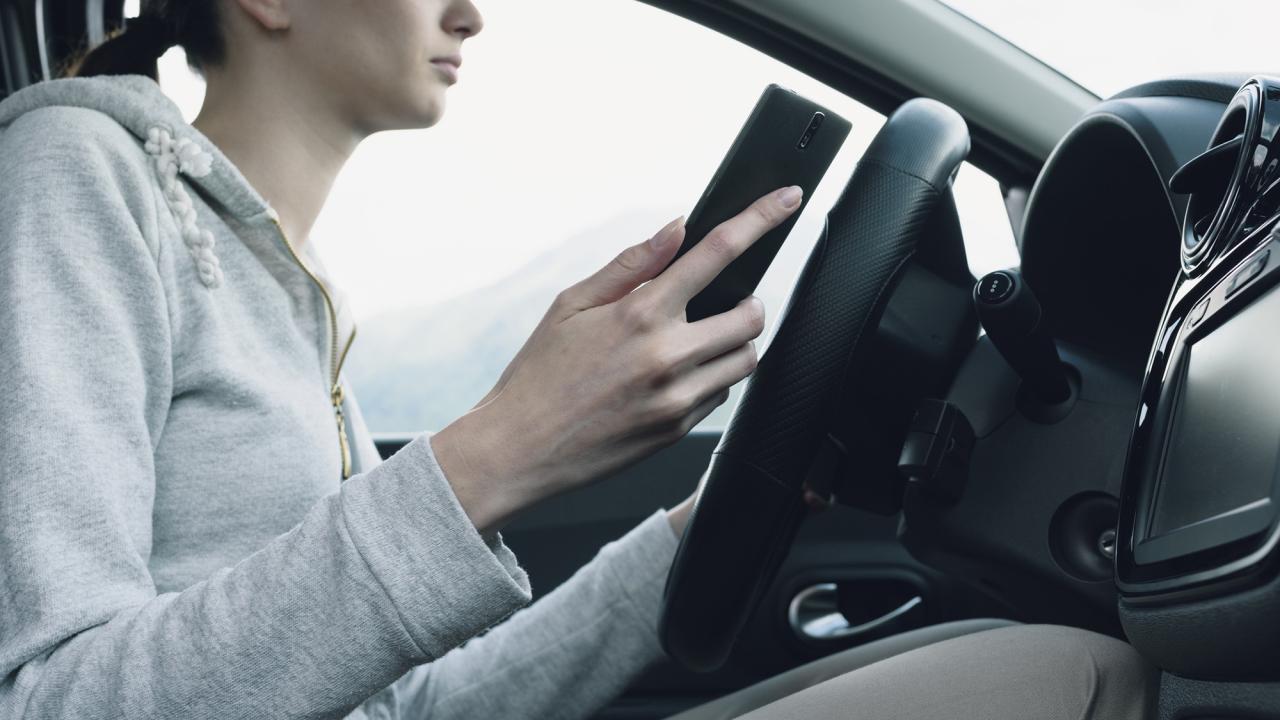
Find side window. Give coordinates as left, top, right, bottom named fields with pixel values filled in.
left=953, top=166, right=1021, bottom=278
left=155, top=0, right=1018, bottom=433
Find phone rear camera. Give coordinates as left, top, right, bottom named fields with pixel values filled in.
left=797, top=112, right=825, bottom=150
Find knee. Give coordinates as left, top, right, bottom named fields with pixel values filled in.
left=970, top=625, right=1156, bottom=719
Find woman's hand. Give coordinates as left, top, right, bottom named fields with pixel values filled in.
left=433, top=185, right=803, bottom=533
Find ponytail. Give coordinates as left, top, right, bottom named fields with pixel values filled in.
left=65, top=1, right=223, bottom=80
left=70, top=15, right=176, bottom=80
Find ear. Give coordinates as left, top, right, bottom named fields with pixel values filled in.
left=233, top=0, right=291, bottom=31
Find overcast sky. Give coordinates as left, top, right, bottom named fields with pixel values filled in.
left=148, top=0, right=1276, bottom=324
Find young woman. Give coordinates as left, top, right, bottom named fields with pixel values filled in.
left=0, top=0, right=802, bottom=717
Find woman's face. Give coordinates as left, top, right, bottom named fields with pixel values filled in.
left=283, top=0, right=484, bottom=134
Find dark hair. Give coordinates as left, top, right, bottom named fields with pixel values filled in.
left=67, top=1, right=223, bottom=80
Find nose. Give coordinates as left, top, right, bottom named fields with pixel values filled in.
left=444, top=0, right=484, bottom=39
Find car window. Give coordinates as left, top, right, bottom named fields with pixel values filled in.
left=155, top=0, right=1018, bottom=434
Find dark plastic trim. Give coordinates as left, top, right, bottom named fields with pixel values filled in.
left=1110, top=74, right=1256, bottom=104
left=1117, top=227, right=1280, bottom=601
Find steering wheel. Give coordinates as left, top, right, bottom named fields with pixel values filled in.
left=659, top=98, right=972, bottom=672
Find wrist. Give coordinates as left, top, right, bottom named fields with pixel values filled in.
left=431, top=409, right=531, bottom=534
left=665, top=494, right=696, bottom=537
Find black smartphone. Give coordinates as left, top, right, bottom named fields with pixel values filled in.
left=668, top=84, right=851, bottom=322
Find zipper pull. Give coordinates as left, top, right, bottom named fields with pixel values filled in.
left=332, top=383, right=352, bottom=480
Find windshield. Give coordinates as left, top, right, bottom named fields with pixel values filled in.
left=940, top=0, right=1279, bottom=98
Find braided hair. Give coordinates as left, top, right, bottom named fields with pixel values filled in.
left=68, top=0, right=223, bottom=80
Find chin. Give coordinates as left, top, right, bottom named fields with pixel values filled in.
left=411, top=106, right=445, bottom=129
left=402, top=90, right=447, bottom=129
left=373, top=100, right=444, bottom=133
left=360, top=81, right=448, bottom=133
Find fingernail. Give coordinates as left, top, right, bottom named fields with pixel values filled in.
left=649, top=215, right=685, bottom=249
left=777, top=185, right=803, bottom=209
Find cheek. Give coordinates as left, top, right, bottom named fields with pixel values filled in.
left=352, top=50, right=445, bottom=129
left=313, top=2, right=448, bottom=129
left=322, top=3, right=416, bottom=77
left=344, top=34, right=429, bottom=105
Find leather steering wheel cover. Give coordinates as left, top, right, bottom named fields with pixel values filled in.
left=659, top=99, right=971, bottom=672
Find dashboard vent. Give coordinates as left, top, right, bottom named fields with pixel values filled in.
left=1172, top=81, right=1262, bottom=275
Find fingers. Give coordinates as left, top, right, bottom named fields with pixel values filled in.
left=676, top=341, right=758, bottom=407
left=645, top=185, right=802, bottom=312
left=678, top=387, right=732, bottom=435
left=642, top=340, right=755, bottom=438
left=673, top=296, right=766, bottom=367
left=556, top=215, right=686, bottom=312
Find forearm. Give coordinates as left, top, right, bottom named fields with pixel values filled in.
left=396, top=510, right=679, bottom=720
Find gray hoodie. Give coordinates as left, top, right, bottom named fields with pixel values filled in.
left=0, top=75, right=678, bottom=719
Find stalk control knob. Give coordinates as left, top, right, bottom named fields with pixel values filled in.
left=973, top=269, right=1071, bottom=405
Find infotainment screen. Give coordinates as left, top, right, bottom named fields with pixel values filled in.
left=1149, top=286, right=1280, bottom=539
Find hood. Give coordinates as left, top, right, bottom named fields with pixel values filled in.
left=0, top=74, right=273, bottom=223
left=0, top=74, right=356, bottom=362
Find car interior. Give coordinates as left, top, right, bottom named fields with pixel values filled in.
left=4, top=0, right=1280, bottom=718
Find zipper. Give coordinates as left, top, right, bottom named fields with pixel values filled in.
left=270, top=217, right=358, bottom=480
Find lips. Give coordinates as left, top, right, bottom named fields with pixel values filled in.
left=429, top=54, right=462, bottom=84
left=431, top=54, right=463, bottom=70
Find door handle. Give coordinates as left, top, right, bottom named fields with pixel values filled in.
left=788, top=582, right=923, bottom=641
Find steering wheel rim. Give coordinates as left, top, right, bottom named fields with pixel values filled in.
left=659, top=98, right=972, bottom=672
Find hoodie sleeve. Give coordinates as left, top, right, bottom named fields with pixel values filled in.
left=390, top=508, right=679, bottom=720
left=0, top=107, right=531, bottom=718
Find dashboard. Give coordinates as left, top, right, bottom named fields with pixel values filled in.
left=901, top=74, right=1280, bottom=717
left=1114, top=76, right=1280, bottom=690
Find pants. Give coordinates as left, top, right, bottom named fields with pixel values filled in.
left=672, top=621, right=1156, bottom=720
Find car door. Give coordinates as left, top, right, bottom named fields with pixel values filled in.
left=24, top=0, right=1022, bottom=716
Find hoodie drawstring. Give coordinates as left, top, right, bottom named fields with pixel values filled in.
left=144, top=125, right=223, bottom=289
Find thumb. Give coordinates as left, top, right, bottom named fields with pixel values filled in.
left=558, top=216, right=686, bottom=311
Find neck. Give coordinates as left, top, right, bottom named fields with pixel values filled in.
left=193, top=69, right=362, bottom=247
